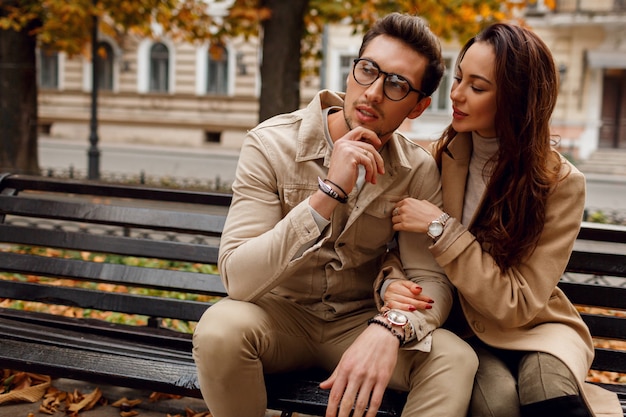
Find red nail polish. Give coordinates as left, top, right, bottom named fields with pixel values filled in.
left=408, top=305, right=416, bottom=311
left=425, top=304, right=432, bottom=309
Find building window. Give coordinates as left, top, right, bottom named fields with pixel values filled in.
left=39, top=49, right=59, bottom=89
left=96, top=41, right=114, bottom=91
left=427, top=56, right=453, bottom=113
left=339, top=54, right=357, bottom=92
left=205, top=131, right=222, bottom=144
left=207, top=44, right=228, bottom=95
left=150, top=42, right=169, bottom=92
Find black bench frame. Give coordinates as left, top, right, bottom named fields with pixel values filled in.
left=0, top=173, right=624, bottom=416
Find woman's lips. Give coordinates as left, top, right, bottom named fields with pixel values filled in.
left=452, top=107, right=468, bottom=120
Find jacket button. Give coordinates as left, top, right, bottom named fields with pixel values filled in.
left=472, top=321, right=485, bottom=333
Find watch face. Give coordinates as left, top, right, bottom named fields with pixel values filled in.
left=428, top=221, right=444, bottom=237
left=387, top=310, right=408, bottom=326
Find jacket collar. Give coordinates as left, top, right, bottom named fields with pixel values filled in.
left=295, top=90, right=415, bottom=177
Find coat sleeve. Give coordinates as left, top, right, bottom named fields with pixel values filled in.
left=375, top=157, right=455, bottom=348
left=433, top=166, right=586, bottom=327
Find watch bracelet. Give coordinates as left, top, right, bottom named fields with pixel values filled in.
left=428, top=212, right=450, bottom=241
left=367, top=317, right=405, bottom=346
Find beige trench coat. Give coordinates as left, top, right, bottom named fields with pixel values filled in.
left=377, top=132, right=621, bottom=416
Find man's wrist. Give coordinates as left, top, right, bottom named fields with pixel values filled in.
left=367, top=316, right=404, bottom=346
left=318, top=177, right=348, bottom=204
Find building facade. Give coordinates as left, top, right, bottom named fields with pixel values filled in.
left=37, top=1, right=626, bottom=160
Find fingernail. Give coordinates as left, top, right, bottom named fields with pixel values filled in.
left=425, top=305, right=432, bottom=309
left=428, top=299, right=434, bottom=304
left=408, top=305, right=416, bottom=311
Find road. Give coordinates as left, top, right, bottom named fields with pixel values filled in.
left=39, top=137, right=240, bottom=185
left=39, top=137, right=626, bottom=212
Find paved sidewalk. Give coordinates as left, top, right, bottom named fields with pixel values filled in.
left=1, top=378, right=209, bottom=417
left=1, top=377, right=300, bottom=417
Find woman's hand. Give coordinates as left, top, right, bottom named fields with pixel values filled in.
left=391, top=198, right=444, bottom=234
left=383, top=280, right=434, bottom=312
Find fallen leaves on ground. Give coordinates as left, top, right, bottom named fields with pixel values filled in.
left=40, top=385, right=105, bottom=416
left=0, top=370, right=215, bottom=416
left=0, top=370, right=49, bottom=396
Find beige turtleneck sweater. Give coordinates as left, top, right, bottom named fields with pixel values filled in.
left=462, top=131, right=499, bottom=226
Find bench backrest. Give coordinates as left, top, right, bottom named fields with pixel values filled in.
left=0, top=173, right=625, bottom=377
left=0, top=173, right=232, bottom=325
left=559, top=221, right=626, bottom=376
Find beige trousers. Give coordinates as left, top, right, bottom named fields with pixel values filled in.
left=193, top=294, right=477, bottom=417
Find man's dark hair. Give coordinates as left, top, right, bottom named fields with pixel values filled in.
left=359, top=13, right=445, bottom=97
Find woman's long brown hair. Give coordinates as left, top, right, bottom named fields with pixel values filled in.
left=434, top=23, right=565, bottom=271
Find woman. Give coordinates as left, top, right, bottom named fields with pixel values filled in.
left=379, top=23, right=622, bottom=417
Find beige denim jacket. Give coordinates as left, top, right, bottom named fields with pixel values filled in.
left=217, top=90, right=453, bottom=346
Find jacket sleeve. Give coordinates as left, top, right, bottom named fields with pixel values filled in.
left=433, top=166, right=586, bottom=327
left=217, top=131, right=325, bottom=302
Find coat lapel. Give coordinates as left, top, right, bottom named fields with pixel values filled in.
left=441, top=133, right=472, bottom=221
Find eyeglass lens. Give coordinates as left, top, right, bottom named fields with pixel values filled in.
left=353, top=59, right=413, bottom=101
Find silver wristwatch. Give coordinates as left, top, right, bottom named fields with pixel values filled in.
left=427, top=212, right=450, bottom=240
left=383, top=309, right=415, bottom=345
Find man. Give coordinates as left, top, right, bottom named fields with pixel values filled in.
left=193, top=13, right=477, bottom=417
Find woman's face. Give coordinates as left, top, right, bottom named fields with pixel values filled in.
left=450, top=41, right=498, bottom=138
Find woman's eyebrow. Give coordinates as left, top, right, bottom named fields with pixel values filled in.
left=457, top=65, right=494, bottom=85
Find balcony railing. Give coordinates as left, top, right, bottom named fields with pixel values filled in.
left=556, top=0, right=626, bottom=13
left=526, top=0, right=626, bottom=14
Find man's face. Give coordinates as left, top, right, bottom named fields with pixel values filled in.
left=343, top=35, right=431, bottom=146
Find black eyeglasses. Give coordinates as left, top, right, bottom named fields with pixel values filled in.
left=352, top=58, right=427, bottom=101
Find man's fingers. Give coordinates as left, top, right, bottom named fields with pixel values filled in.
left=365, top=385, right=387, bottom=417
left=352, top=381, right=375, bottom=417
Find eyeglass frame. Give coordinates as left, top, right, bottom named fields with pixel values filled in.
left=352, top=58, right=428, bottom=101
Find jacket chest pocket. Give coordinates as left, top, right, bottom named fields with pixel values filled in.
left=354, top=196, right=398, bottom=251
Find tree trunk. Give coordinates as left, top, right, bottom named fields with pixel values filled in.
left=258, top=0, right=309, bottom=123
left=0, top=1, right=40, bottom=175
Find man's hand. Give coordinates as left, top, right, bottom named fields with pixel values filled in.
left=311, top=126, right=385, bottom=219
left=320, top=323, right=399, bottom=417
left=326, top=126, right=385, bottom=194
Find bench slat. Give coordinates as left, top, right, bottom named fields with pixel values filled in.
left=0, top=252, right=225, bottom=294
left=265, top=371, right=406, bottom=417
left=0, top=337, right=201, bottom=398
left=578, top=222, right=626, bottom=244
left=0, top=174, right=233, bottom=206
left=0, top=307, right=192, bottom=350
left=0, top=316, right=192, bottom=362
left=0, top=195, right=226, bottom=236
left=566, top=251, right=626, bottom=278
left=560, top=282, right=626, bottom=310
left=0, top=225, right=219, bottom=263
left=592, top=348, right=626, bottom=374
left=0, top=280, right=211, bottom=321
left=580, top=314, right=626, bottom=341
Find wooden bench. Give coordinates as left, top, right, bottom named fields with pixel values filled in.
left=0, top=173, right=624, bottom=416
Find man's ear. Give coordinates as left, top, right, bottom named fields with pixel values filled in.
left=407, top=96, right=431, bottom=119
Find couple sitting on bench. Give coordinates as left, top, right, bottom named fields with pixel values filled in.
left=192, top=12, right=622, bottom=417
